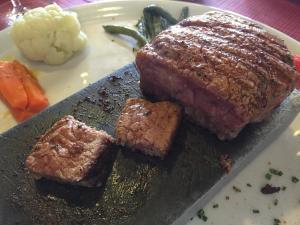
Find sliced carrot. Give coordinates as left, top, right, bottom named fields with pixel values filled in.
left=293, top=55, right=300, bottom=89
left=294, top=55, right=300, bottom=72
left=0, top=61, right=28, bottom=109
left=10, top=108, right=35, bottom=122
left=12, top=61, right=49, bottom=113
left=0, top=60, right=49, bottom=122
left=22, top=80, right=49, bottom=113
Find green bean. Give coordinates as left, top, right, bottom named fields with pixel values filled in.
left=179, top=6, right=189, bottom=21
left=143, top=5, right=178, bottom=25
left=135, top=18, right=142, bottom=27
left=143, top=11, right=156, bottom=40
left=136, top=17, right=148, bottom=39
left=103, top=5, right=187, bottom=48
left=152, top=15, right=163, bottom=37
left=160, top=17, right=169, bottom=31
left=103, top=25, right=147, bottom=47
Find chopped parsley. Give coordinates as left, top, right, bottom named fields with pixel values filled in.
left=274, top=218, right=281, bottom=225
left=252, top=209, right=260, bottom=214
left=225, top=196, right=230, bottom=200
left=273, top=199, right=278, bottom=206
left=269, top=168, right=283, bottom=176
left=197, top=209, right=208, bottom=222
left=265, top=173, right=272, bottom=180
left=292, top=176, right=299, bottom=183
left=281, top=186, right=287, bottom=191
left=212, top=204, right=219, bottom=209
left=246, top=183, right=252, bottom=187
left=233, top=186, right=241, bottom=193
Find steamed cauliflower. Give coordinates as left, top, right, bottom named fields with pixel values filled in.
left=11, top=4, right=87, bottom=65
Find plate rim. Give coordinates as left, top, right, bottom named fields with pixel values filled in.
left=0, top=1, right=300, bottom=224
left=1, top=0, right=299, bottom=46
left=0, top=0, right=299, bottom=133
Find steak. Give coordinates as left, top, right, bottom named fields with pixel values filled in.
left=25, top=115, right=115, bottom=187
left=136, top=11, right=298, bottom=140
left=115, top=98, right=182, bottom=158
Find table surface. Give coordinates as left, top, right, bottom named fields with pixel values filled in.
left=1, top=0, right=300, bottom=41
left=0, top=1, right=300, bottom=225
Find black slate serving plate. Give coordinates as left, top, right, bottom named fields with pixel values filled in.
left=0, top=63, right=300, bottom=225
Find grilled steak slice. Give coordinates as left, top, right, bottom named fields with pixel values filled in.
left=25, top=115, right=114, bottom=187
left=115, top=98, right=182, bottom=159
left=136, top=11, right=298, bottom=140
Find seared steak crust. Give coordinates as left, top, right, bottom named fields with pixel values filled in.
left=115, top=98, right=182, bottom=158
left=25, top=115, right=114, bottom=186
left=136, top=11, right=298, bottom=139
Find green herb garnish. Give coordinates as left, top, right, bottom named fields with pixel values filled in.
left=274, top=218, right=281, bottom=225
left=292, top=176, right=299, bottom=183
left=246, top=183, right=252, bottom=187
left=179, top=6, right=189, bottom=21
left=274, top=199, right=278, bottom=206
left=269, top=168, right=283, bottom=176
left=197, top=209, right=208, bottom=222
left=252, top=209, right=260, bottom=214
left=282, top=186, right=287, bottom=191
left=233, top=186, right=241, bottom=193
left=212, top=204, right=219, bottom=209
left=265, top=173, right=272, bottom=180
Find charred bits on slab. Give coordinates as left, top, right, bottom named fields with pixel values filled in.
left=261, top=184, right=281, bottom=194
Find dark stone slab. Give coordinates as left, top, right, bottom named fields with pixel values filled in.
left=0, top=63, right=299, bottom=225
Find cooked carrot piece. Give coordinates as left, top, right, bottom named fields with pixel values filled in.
left=0, top=61, right=28, bottom=109
left=12, top=61, right=49, bottom=113
left=0, top=60, right=49, bottom=122
left=294, top=55, right=300, bottom=89
left=10, top=108, right=35, bottom=122
left=22, top=80, right=49, bottom=113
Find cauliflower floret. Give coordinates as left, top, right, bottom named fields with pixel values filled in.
left=11, top=4, right=87, bottom=65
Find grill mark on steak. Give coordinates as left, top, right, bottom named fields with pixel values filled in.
left=154, top=25, right=294, bottom=84
left=152, top=40, right=258, bottom=113
left=211, top=27, right=290, bottom=63
left=136, top=11, right=298, bottom=139
left=188, top=12, right=286, bottom=48
left=212, top=43, right=294, bottom=99
left=180, top=14, right=290, bottom=63
left=115, top=98, right=182, bottom=159
left=150, top=23, right=296, bottom=119
left=25, top=116, right=115, bottom=186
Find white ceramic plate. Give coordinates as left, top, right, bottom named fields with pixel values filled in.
left=1, top=1, right=300, bottom=225
left=0, top=0, right=300, bottom=133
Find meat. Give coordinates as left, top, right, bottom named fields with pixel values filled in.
left=115, top=98, right=182, bottom=159
left=25, top=115, right=114, bottom=187
left=136, top=11, right=298, bottom=140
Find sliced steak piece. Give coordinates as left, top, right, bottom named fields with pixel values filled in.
left=25, top=115, right=114, bottom=187
left=115, top=98, right=182, bottom=159
left=136, top=11, right=298, bottom=140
